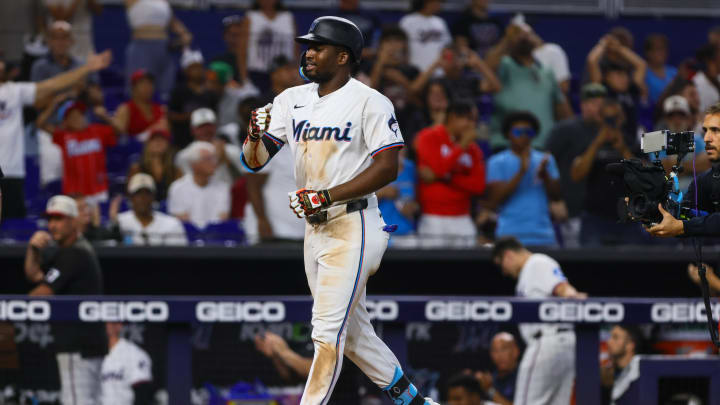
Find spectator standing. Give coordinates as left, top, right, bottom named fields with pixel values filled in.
left=207, top=60, right=260, bottom=127
left=112, top=69, right=169, bottom=141
left=175, top=108, right=244, bottom=187
left=492, top=237, right=585, bottom=405
left=453, top=0, right=503, bottom=57
left=168, top=49, right=219, bottom=149
left=410, top=43, right=501, bottom=104
left=475, top=332, right=519, bottom=405
left=210, top=15, right=245, bottom=82
left=601, top=325, right=643, bottom=405
left=692, top=44, right=720, bottom=113
left=545, top=83, right=607, bottom=247
left=128, top=129, right=181, bottom=201
left=369, top=26, right=418, bottom=95
left=0, top=50, right=111, bottom=220
left=100, top=322, right=153, bottom=405
left=116, top=173, right=187, bottom=246
left=399, top=0, right=452, bottom=71
left=644, top=34, right=677, bottom=105
left=43, top=0, right=102, bottom=61
left=238, top=0, right=297, bottom=90
left=529, top=27, right=571, bottom=96
left=24, top=195, right=107, bottom=405
left=445, top=373, right=484, bottom=405
left=571, top=99, right=645, bottom=246
left=487, top=112, right=562, bottom=247
left=486, top=24, right=571, bottom=151
left=41, top=101, right=116, bottom=203
left=244, top=146, right=304, bottom=244
left=124, top=0, right=192, bottom=100
left=415, top=101, right=486, bottom=247
left=31, top=21, right=97, bottom=84
left=167, top=141, right=230, bottom=228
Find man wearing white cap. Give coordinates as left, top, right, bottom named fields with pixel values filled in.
left=117, top=173, right=188, bottom=246
left=175, top=107, right=244, bottom=187
left=24, top=195, right=107, bottom=405
left=659, top=95, right=710, bottom=185
left=168, top=49, right=219, bottom=149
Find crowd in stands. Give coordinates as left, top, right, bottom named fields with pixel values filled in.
left=1, top=0, right=719, bottom=248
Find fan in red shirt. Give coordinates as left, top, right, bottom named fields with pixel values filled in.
left=112, top=70, right=168, bottom=141
left=414, top=100, right=486, bottom=247
left=53, top=101, right=116, bottom=202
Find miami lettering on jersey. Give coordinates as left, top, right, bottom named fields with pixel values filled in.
left=293, top=119, right=353, bottom=143
left=66, top=138, right=102, bottom=157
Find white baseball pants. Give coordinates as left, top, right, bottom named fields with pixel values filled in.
left=300, top=201, right=402, bottom=405
left=514, top=331, right=575, bottom=405
left=56, top=353, right=103, bottom=405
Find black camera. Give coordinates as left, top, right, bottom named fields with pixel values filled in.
left=607, top=130, right=697, bottom=224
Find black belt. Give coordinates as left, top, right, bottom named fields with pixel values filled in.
left=306, top=198, right=368, bottom=225
left=532, top=327, right=572, bottom=339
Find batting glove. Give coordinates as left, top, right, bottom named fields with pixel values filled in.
left=248, top=103, right=272, bottom=142
left=288, top=188, right=332, bottom=218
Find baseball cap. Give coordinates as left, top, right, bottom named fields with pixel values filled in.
left=130, top=69, right=154, bottom=85
left=59, top=100, right=86, bottom=121
left=191, top=108, right=217, bottom=128
left=127, top=173, right=156, bottom=195
left=208, top=61, right=233, bottom=85
left=181, top=49, right=204, bottom=69
left=45, top=195, right=79, bottom=218
left=664, top=95, right=691, bottom=115
left=581, top=83, right=607, bottom=101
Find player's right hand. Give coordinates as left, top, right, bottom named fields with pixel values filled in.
left=248, top=103, right=272, bottom=142
left=29, top=231, right=52, bottom=250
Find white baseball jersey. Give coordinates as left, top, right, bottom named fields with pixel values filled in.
left=100, top=338, right=152, bottom=405
left=250, top=78, right=404, bottom=196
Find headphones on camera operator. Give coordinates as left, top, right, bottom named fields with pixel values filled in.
left=607, top=130, right=720, bottom=348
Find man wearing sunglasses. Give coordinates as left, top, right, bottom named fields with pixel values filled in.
left=486, top=111, right=562, bottom=246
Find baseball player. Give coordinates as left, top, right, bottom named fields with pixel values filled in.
left=100, top=322, right=153, bottom=405
left=242, top=16, right=439, bottom=405
left=491, top=237, right=586, bottom=405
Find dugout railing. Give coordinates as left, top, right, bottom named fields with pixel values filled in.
left=1, top=295, right=719, bottom=404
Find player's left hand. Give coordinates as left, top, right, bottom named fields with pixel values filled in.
left=646, top=204, right=684, bottom=237
left=288, top=188, right=332, bottom=218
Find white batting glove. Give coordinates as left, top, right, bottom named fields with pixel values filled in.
left=248, top=103, right=272, bottom=142
left=288, top=188, right=331, bottom=219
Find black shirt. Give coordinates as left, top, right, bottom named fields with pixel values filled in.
left=41, top=237, right=107, bottom=357
left=584, top=143, right=627, bottom=218
left=452, top=12, right=504, bottom=56
left=168, top=83, right=220, bottom=149
left=546, top=117, right=598, bottom=217
left=335, top=9, right=381, bottom=47
left=682, top=164, right=720, bottom=237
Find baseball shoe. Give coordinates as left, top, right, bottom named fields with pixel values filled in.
left=424, top=398, right=440, bottom=405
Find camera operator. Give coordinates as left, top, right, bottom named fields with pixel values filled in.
left=648, top=102, right=720, bottom=237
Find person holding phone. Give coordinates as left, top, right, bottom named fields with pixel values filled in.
left=570, top=99, right=647, bottom=246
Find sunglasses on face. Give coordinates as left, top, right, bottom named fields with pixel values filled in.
left=510, top=127, right=536, bottom=138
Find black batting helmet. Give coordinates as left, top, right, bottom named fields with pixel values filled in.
left=295, top=16, right=364, bottom=63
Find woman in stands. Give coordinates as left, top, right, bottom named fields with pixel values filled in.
left=124, top=0, right=192, bottom=100
left=237, top=0, right=298, bottom=90
left=128, top=129, right=181, bottom=201
left=112, top=70, right=169, bottom=141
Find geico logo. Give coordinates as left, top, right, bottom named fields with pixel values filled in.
left=651, top=302, right=720, bottom=323
left=366, top=300, right=398, bottom=321
left=0, top=301, right=51, bottom=321
left=425, top=301, right=512, bottom=321
left=539, top=302, right=624, bottom=322
left=79, top=301, right=168, bottom=322
left=196, top=301, right=285, bottom=322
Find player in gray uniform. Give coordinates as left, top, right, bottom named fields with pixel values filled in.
left=242, top=16, right=439, bottom=405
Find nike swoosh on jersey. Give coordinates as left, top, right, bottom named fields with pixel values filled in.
left=294, top=104, right=306, bottom=109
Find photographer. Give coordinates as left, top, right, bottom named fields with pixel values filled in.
left=648, top=103, right=720, bottom=237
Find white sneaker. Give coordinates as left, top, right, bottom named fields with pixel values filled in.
left=424, top=398, right=440, bottom=405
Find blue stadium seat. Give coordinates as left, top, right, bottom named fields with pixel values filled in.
left=0, top=218, right=42, bottom=242
left=202, top=220, right=246, bottom=246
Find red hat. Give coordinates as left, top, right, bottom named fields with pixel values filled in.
left=61, top=101, right=86, bottom=121
left=130, top=69, right=153, bottom=85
